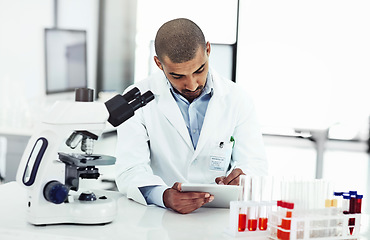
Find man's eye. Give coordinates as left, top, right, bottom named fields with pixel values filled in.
left=195, top=68, right=204, bottom=74
left=172, top=75, right=182, bottom=79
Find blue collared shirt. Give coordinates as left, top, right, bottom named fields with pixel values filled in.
left=140, top=72, right=214, bottom=207
left=168, top=73, right=213, bottom=149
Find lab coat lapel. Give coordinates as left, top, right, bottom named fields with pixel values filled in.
left=155, top=78, right=194, bottom=151
left=193, top=73, right=227, bottom=159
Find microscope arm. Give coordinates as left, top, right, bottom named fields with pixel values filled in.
left=16, top=87, right=154, bottom=204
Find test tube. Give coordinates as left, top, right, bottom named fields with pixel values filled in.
left=342, top=193, right=351, bottom=235
left=349, top=192, right=359, bottom=235
left=355, top=194, right=363, bottom=214
left=348, top=191, right=363, bottom=235
left=332, top=192, right=343, bottom=210
left=247, top=176, right=259, bottom=231
left=342, top=193, right=350, bottom=214
left=238, top=175, right=250, bottom=232
left=279, top=202, right=294, bottom=240
left=247, top=206, right=258, bottom=231
left=259, top=176, right=272, bottom=231
left=351, top=194, right=363, bottom=235
left=330, top=192, right=343, bottom=236
left=238, top=212, right=247, bottom=232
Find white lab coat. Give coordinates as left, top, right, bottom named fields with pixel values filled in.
left=115, top=69, right=267, bottom=205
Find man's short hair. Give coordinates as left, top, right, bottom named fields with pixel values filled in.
left=154, top=18, right=206, bottom=63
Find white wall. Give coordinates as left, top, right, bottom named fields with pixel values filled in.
left=0, top=0, right=99, bottom=128
left=57, top=0, right=99, bottom=92
left=0, top=0, right=53, bottom=128
left=101, top=0, right=137, bottom=93
left=237, top=0, right=370, bottom=140
left=135, top=0, right=238, bottom=82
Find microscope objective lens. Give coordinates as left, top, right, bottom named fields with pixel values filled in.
left=81, top=138, right=94, bottom=155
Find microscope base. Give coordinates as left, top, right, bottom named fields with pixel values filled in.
left=26, top=191, right=117, bottom=226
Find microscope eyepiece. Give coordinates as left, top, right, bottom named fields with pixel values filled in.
left=122, top=87, right=141, bottom=102
left=105, top=89, right=155, bottom=127
left=129, top=91, right=155, bottom=111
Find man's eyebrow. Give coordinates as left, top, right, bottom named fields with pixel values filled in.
left=169, top=72, right=185, bottom=77
left=169, top=63, right=206, bottom=77
left=194, top=63, right=206, bottom=73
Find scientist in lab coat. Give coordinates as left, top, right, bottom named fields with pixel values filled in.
left=115, top=18, right=267, bottom=214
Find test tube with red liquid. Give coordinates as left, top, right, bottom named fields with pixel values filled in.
left=349, top=194, right=363, bottom=235
left=347, top=191, right=357, bottom=235
left=258, top=206, right=268, bottom=230
left=248, top=206, right=258, bottom=231
left=238, top=175, right=250, bottom=232
left=238, top=210, right=247, bottom=232
left=348, top=194, right=356, bottom=234
left=259, top=176, right=273, bottom=231
left=355, top=194, right=363, bottom=214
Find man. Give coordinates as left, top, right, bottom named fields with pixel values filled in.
left=115, top=18, right=267, bottom=214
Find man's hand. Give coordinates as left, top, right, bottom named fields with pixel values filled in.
left=163, top=182, right=214, bottom=214
left=215, top=168, right=245, bottom=185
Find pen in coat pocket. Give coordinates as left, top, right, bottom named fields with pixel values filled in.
left=218, top=136, right=235, bottom=148
left=230, top=136, right=235, bottom=148
left=217, top=136, right=236, bottom=185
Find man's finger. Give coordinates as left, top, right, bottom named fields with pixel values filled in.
left=172, top=182, right=182, bottom=191
left=224, top=168, right=245, bottom=185
left=179, top=192, right=211, bottom=200
left=228, top=176, right=241, bottom=185
left=215, top=176, right=225, bottom=185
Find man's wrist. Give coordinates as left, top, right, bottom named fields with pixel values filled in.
left=163, top=188, right=172, bottom=208
left=139, top=185, right=168, bottom=208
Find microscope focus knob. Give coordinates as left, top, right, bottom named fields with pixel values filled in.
left=43, top=181, right=69, bottom=204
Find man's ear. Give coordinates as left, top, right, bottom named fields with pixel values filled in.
left=154, top=56, right=163, bottom=70
left=206, top=41, right=211, bottom=57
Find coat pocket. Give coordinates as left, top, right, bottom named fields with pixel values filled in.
left=209, top=139, right=233, bottom=172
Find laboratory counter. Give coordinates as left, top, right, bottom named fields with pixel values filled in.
left=0, top=181, right=236, bottom=240
left=0, top=182, right=369, bottom=240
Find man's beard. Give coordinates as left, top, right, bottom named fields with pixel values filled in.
left=181, top=85, right=204, bottom=102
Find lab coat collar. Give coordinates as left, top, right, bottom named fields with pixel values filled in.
left=149, top=68, right=230, bottom=154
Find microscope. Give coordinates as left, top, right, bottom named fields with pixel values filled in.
left=16, top=88, right=154, bottom=225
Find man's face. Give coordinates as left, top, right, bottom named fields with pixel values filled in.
left=154, top=42, right=211, bottom=103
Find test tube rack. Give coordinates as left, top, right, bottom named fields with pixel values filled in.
left=225, top=200, right=276, bottom=238
left=268, top=208, right=361, bottom=240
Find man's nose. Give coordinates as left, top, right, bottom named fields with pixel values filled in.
left=186, top=76, right=198, bottom=91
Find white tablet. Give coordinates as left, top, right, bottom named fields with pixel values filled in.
left=181, top=183, right=241, bottom=208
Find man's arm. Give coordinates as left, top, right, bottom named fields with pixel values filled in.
left=115, top=97, right=214, bottom=213
left=115, top=105, right=167, bottom=205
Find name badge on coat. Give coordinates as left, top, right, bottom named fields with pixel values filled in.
left=209, top=139, right=233, bottom=171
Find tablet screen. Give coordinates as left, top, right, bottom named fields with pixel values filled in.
left=181, top=183, right=241, bottom=208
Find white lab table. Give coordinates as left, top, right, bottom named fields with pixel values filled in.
left=0, top=182, right=236, bottom=240
left=1, top=182, right=369, bottom=240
